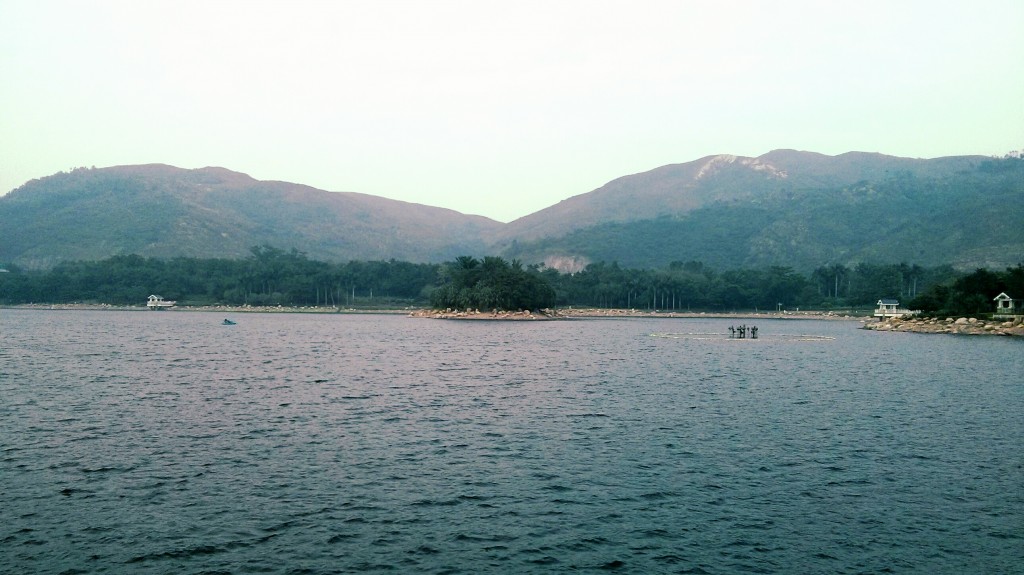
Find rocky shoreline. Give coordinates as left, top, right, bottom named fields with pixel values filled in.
left=407, top=307, right=863, bottom=321
left=408, top=308, right=563, bottom=320
left=862, top=315, right=1024, bottom=337
left=4, top=303, right=865, bottom=320
left=9, top=303, right=1022, bottom=336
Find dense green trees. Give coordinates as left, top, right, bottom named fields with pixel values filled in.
left=429, top=256, right=556, bottom=311
left=0, top=246, right=438, bottom=308
left=805, top=262, right=958, bottom=307
left=549, top=261, right=952, bottom=311
left=909, top=265, right=1024, bottom=316
left=2, top=246, right=1017, bottom=316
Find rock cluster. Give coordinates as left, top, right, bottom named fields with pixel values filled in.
left=863, top=315, right=1024, bottom=336
left=408, top=308, right=563, bottom=320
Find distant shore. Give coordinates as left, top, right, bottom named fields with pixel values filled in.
left=8, top=304, right=1021, bottom=335
left=1, top=303, right=409, bottom=314
left=4, top=303, right=864, bottom=321
left=409, top=307, right=864, bottom=321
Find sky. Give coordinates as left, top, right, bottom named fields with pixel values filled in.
left=1, top=1, right=1022, bottom=222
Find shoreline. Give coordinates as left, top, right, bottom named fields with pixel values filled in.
left=409, top=307, right=864, bottom=321
left=4, top=303, right=864, bottom=320
left=6, top=303, right=1021, bottom=335
left=1, top=303, right=410, bottom=314
left=862, top=315, right=1024, bottom=337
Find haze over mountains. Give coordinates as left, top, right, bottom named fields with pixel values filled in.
left=2, top=150, right=1021, bottom=272
left=0, top=165, right=501, bottom=269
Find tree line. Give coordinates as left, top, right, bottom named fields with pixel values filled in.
left=1, top=246, right=1020, bottom=314
left=0, top=246, right=438, bottom=308
left=908, top=266, right=1024, bottom=317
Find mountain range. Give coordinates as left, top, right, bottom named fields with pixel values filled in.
left=2, top=150, right=1021, bottom=272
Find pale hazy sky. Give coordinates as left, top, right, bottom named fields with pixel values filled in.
left=2, top=1, right=1021, bottom=222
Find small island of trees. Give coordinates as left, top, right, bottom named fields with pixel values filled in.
left=429, top=256, right=555, bottom=311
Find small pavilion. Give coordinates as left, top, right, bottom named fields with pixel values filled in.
left=993, top=292, right=1020, bottom=318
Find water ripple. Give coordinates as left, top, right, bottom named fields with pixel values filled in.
left=1, top=310, right=1021, bottom=574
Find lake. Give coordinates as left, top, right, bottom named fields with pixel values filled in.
left=1, top=309, right=1021, bottom=574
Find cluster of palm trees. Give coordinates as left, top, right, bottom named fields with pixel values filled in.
left=429, top=256, right=556, bottom=311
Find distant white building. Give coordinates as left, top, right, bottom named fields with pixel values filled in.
left=993, top=292, right=1021, bottom=318
left=147, top=295, right=176, bottom=309
left=874, top=298, right=913, bottom=319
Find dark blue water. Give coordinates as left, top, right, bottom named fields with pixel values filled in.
left=1, top=310, right=1021, bottom=574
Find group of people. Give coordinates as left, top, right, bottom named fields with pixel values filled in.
left=728, top=325, right=758, bottom=339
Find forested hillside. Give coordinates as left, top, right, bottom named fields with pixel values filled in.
left=497, top=150, right=990, bottom=242
left=0, top=165, right=500, bottom=269
left=1, top=152, right=1020, bottom=273
left=503, top=156, right=1024, bottom=272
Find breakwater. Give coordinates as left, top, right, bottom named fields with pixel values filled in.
left=863, top=315, right=1024, bottom=336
